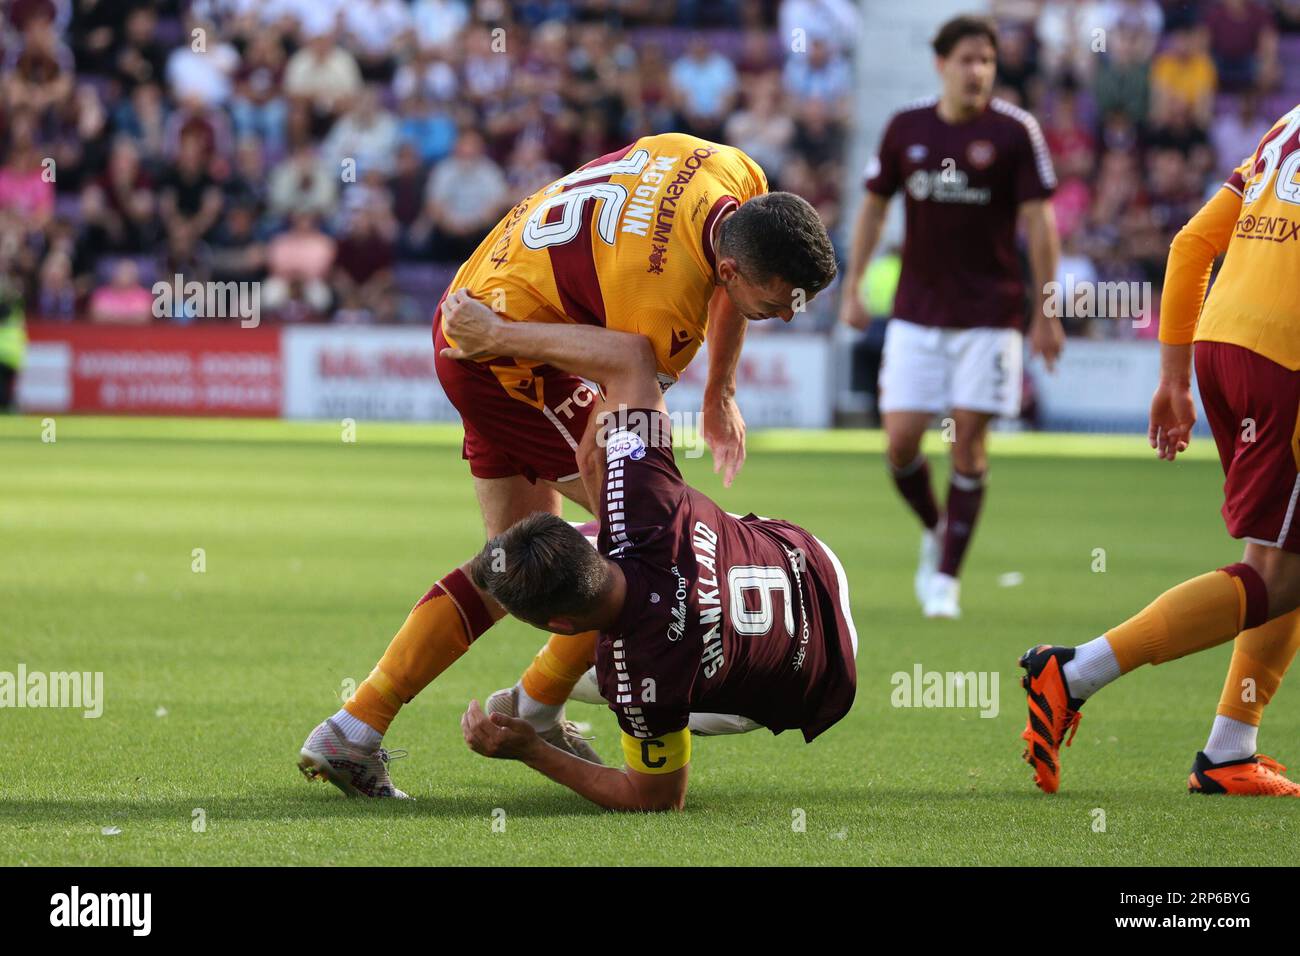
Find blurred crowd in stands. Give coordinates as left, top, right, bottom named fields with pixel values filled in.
left=990, top=0, right=1300, bottom=337
left=3, top=0, right=1298, bottom=336
left=0, top=0, right=857, bottom=326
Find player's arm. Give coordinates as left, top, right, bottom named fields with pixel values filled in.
left=461, top=700, right=689, bottom=811
left=701, top=289, right=747, bottom=488
left=439, top=288, right=662, bottom=407
left=838, top=191, right=889, bottom=330
left=1020, top=198, right=1064, bottom=372
left=1149, top=185, right=1241, bottom=461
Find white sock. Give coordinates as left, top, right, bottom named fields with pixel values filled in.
left=1061, top=636, right=1121, bottom=700
left=331, top=708, right=382, bottom=748
left=1202, top=715, right=1258, bottom=764
left=516, top=684, right=563, bottom=731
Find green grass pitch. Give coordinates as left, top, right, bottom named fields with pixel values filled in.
left=2, top=415, right=1296, bottom=866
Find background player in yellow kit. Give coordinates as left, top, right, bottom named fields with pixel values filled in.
left=298, top=133, right=838, bottom=796
left=1020, top=105, right=1300, bottom=797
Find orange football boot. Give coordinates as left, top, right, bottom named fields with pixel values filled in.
left=1188, top=752, right=1300, bottom=796
left=1019, top=645, right=1085, bottom=794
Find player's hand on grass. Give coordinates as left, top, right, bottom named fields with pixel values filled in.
left=461, top=699, right=540, bottom=761
left=701, top=392, right=746, bottom=488
left=1029, top=313, right=1065, bottom=372
left=439, top=288, right=503, bottom=361
left=1148, top=378, right=1196, bottom=462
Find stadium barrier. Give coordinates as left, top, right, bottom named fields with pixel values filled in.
left=17, top=324, right=836, bottom=428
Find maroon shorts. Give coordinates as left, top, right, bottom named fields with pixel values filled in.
left=433, top=304, right=596, bottom=483
left=1195, top=341, right=1300, bottom=553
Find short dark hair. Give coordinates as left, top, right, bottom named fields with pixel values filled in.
left=469, top=512, right=610, bottom=623
left=932, top=14, right=999, bottom=58
left=718, top=191, right=837, bottom=297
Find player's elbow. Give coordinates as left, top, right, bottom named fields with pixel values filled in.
left=608, top=333, right=657, bottom=384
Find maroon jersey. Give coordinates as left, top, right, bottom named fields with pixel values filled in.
left=864, top=96, right=1056, bottom=330
left=594, top=410, right=857, bottom=743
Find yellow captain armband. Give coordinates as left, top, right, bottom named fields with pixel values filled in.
left=622, top=728, right=691, bottom=774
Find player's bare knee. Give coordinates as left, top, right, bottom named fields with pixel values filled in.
left=1243, top=545, right=1300, bottom=619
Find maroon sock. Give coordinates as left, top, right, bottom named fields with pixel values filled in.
left=890, top=455, right=940, bottom=530
left=939, top=470, right=986, bottom=577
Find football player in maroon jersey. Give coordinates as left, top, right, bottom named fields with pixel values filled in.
left=445, top=294, right=857, bottom=811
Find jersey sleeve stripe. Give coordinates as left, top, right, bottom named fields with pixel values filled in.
left=992, top=98, right=1058, bottom=190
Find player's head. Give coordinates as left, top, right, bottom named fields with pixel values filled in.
left=469, top=512, right=620, bottom=634
left=932, top=14, right=998, bottom=114
left=715, top=191, right=837, bottom=323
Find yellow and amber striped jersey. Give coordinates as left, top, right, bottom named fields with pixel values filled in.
left=1194, top=104, right=1300, bottom=369
left=443, top=132, right=768, bottom=383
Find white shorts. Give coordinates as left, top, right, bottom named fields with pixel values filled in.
left=878, top=318, right=1023, bottom=419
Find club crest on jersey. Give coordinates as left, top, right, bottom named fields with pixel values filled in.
left=647, top=242, right=667, bottom=274
left=966, top=139, right=996, bottom=169
left=906, top=143, right=928, bottom=162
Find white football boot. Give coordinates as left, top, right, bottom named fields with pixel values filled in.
left=914, top=527, right=942, bottom=606
left=298, top=718, right=410, bottom=798
left=923, top=572, right=962, bottom=620
left=486, top=685, right=604, bottom=765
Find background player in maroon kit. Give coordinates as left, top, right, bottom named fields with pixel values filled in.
left=840, top=15, right=1064, bottom=619
left=454, top=313, right=857, bottom=811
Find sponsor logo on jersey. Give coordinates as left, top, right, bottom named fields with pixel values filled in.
left=1234, top=213, right=1300, bottom=243
left=905, top=168, right=992, bottom=205
left=667, top=564, right=689, bottom=642
left=606, top=428, right=646, bottom=462
left=966, top=139, right=996, bottom=169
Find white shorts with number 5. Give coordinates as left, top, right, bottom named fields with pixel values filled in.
left=877, top=318, right=1023, bottom=418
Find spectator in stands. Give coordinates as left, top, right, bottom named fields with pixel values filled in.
left=208, top=201, right=267, bottom=287
left=320, top=86, right=400, bottom=178
left=230, top=30, right=289, bottom=158
left=669, top=36, right=739, bottom=140
left=412, top=0, right=470, bottom=55
left=35, top=247, right=78, bottom=321
left=158, top=129, right=224, bottom=249
left=341, top=0, right=414, bottom=82
left=88, top=258, right=153, bottom=324
left=2, top=11, right=74, bottom=120
left=423, top=128, right=508, bottom=263
left=1093, top=24, right=1150, bottom=126
left=1203, top=0, right=1279, bottom=93
left=111, top=81, right=167, bottom=166
left=777, top=0, right=860, bottom=55
left=225, top=137, right=270, bottom=217
left=1211, top=92, right=1271, bottom=175
left=283, top=27, right=363, bottom=131
left=333, top=171, right=398, bottom=323
left=115, top=6, right=168, bottom=95
left=725, top=71, right=796, bottom=183
left=1149, top=25, right=1217, bottom=128
left=46, top=81, right=109, bottom=195
left=82, top=136, right=155, bottom=253
left=0, top=115, right=56, bottom=237
left=263, top=211, right=335, bottom=321
left=782, top=36, right=852, bottom=118
left=268, top=142, right=339, bottom=223
left=461, top=23, right=513, bottom=109
left=505, top=136, right=561, bottom=199
left=164, top=15, right=239, bottom=107
left=1036, top=0, right=1110, bottom=84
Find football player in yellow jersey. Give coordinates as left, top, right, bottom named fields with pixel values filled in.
left=1019, top=104, right=1300, bottom=798
left=297, top=133, right=838, bottom=797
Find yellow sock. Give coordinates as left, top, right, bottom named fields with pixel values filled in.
left=1106, top=565, right=1268, bottom=672
left=345, top=568, right=499, bottom=734
left=1216, top=608, right=1300, bottom=726
left=519, top=630, right=598, bottom=706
